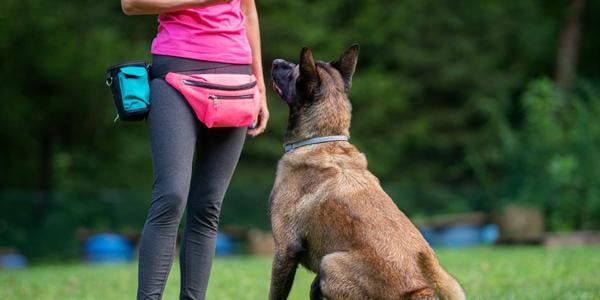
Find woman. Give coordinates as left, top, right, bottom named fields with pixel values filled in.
left=120, top=0, right=269, bottom=299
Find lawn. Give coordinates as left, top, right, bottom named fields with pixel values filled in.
left=1, top=246, right=599, bottom=299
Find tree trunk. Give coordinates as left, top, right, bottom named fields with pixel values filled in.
left=555, top=0, right=586, bottom=90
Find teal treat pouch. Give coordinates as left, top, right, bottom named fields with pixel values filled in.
left=106, top=62, right=150, bottom=121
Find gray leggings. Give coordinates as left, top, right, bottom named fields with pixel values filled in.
left=137, top=55, right=250, bottom=300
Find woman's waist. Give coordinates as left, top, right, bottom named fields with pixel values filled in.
left=150, top=55, right=251, bottom=79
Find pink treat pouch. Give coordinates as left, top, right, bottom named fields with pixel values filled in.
left=165, top=72, right=259, bottom=128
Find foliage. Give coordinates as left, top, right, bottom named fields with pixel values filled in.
left=495, top=79, right=600, bottom=230
left=0, top=0, right=156, bottom=190
left=1, top=0, right=600, bottom=260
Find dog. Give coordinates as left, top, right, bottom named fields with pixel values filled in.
left=268, top=45, right=465, bottom=300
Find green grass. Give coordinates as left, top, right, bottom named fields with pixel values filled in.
left=1, top=247, right=599, bottom=299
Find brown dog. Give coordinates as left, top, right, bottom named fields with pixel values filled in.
left=268, top=45, right=465, bottom=300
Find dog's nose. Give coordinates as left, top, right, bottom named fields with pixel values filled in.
left=272, top=59, right=292, bottom=69
left=272, top=59, right=286, bottom=65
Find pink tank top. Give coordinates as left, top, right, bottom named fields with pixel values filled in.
left=151, top=0, right=252, bottom=64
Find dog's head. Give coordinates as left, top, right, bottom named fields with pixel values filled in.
left=271, top=44, right=360, bottom=143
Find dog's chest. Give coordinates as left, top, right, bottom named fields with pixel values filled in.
left=271, top=161, right=330, bottom=207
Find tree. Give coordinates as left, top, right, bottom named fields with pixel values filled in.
left=555, top=0, right=586, bottom=90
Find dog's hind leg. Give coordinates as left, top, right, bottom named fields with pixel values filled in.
left=319, top=252, right=371, bottom=300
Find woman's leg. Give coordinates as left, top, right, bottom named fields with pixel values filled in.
left=179, top=125, right=247, bottom=300
left=137, top=78, right=199, bottom=300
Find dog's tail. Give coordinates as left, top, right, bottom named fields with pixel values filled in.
left=417, top=251, right=465, bottom=300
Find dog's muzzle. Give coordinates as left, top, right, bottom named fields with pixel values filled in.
left=271, top=59, right=295, bottom=103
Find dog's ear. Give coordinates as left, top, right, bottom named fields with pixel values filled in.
left=331, top=44, right=360, bottom=91
left=298, top=47, right=319, bottom=85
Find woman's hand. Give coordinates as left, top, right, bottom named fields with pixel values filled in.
left=242, top=0, right=268, bottom=137
left=247, top=89, right=269, bottom=137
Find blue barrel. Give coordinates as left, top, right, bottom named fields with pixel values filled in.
left=0, top=253, right=27, bottom=269
left=85, top=233, right=134, bottom=264
left=438, top=224, right=481, bottom=247
left=419, top=227, right=440, bottom=247
left=215, top=232, right=234, bottom=256
left=480, top=223, right=499, bottom=245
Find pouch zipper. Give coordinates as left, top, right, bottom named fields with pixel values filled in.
left=183, top=79, right=257, bottom=91
left=209, top=94, right=254, bottom=107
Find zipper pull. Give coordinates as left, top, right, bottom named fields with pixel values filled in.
left=209, top=95, right=217, bottom=108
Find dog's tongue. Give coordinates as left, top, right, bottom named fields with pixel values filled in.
left=271, top=81, right=283, bottom=97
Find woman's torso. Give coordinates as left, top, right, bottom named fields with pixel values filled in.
left=151, top=0, right=252, bottom=64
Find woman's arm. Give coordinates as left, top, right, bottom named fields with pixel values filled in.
left=242, top=0, right=269, bottom=137
left=121, top=0, right=228, bottom=15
